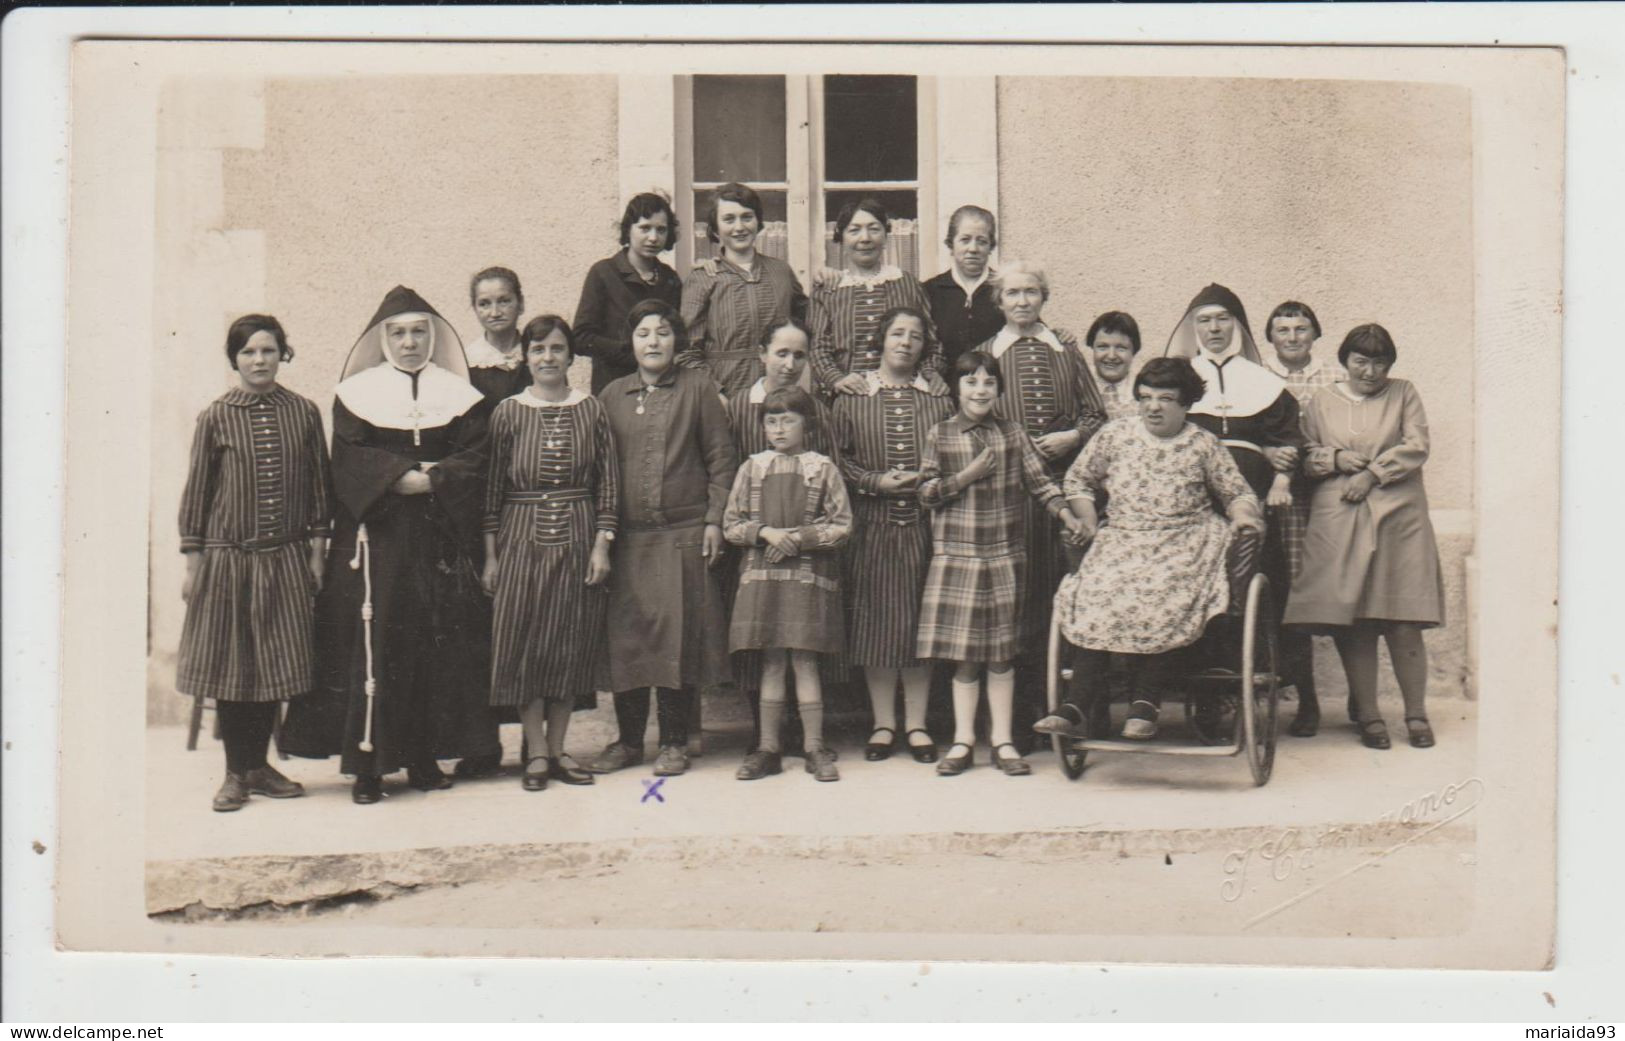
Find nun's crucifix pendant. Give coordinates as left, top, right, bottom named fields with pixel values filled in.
left=408, top=401, right=426, bottom=446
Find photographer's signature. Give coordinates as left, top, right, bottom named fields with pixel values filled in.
left=1221, top=775, right=1484, bottom=928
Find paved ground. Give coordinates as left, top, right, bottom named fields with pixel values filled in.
left=147, top=690, right=1480, bottom=941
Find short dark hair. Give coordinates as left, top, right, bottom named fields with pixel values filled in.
left=1133, top=356, right=1207, bottom=408
left=948, top=349, right=1003, bottom=401
left=868, top=306, right=930, bottom=360
left=761, top=385, right=820, bottom=437
left=756, top=316, right=809, bottom=353
left=625, top=297, right=690, bottom=352
left=1337, top=323, right=1398, bottom=367
left=832, top=196, right=890, bottom=244
left=619, top=192, right=679, bottom=249
left=1086, top=311, right=1142, bottom=354
left=469, top=266, right=523, bottom=307
left=224, top=314, right=293, bottom=364
left=521, top=314, right=575, bottom=360
left=944, top=205, right=997, bottom=250
left=1265, top=300, right=1323, bottom=341
left=703, top=182, right=763, bottom=244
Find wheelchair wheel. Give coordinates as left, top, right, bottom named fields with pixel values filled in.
left=1047, top=616, right=1088, bottom=780
left=1240, top=574, right=1281, bottom=786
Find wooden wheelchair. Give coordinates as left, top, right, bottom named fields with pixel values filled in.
left=1043, top=526, right=1281, bottom=786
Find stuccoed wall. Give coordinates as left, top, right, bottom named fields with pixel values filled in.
left=149, top=75, right=618, bottom=722
left=997, top=75, right=1476, bottom=696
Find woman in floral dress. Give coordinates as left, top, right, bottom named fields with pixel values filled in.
left=1038, top=357, right=1263, bottom=741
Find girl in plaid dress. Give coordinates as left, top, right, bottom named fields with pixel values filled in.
left=724, top=387, right=853, bottom=782
left=916, top=351, right=1086, bottom=777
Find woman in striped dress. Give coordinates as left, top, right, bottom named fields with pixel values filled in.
left=833, top=307, right=955, bottom=765
left=177, top=314, right=331, bottom=812
left=810, top=197, right=947, bottom=398
left=974, top=262, right=1107, bottom=744
left=481, top=316, right=619, bottom=792
left=917, top=350, right=1086, bottom=778
left=680, top=182, right=808, bottom=399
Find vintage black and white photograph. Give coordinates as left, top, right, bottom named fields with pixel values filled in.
left=47, top=31, right=1562, bottom=972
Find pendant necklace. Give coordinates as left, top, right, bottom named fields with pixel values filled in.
left=636, top=383, right=658, bottom=415
left=539, top=400, right=570, bottom=449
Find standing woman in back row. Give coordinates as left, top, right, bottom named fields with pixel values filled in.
left=921, top=205, right=1004, bottom=372
left=177, top=315, right=331, bottom=812
left=464, top=266, right=532, bottom=411
left=680, top=182, right=808, bottom=399
left=810, top=197, right=945, bottom=398
left=574, top=193, right=685, bottom=395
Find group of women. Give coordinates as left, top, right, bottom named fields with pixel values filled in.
left=175, top=186, right=1446, bottom=812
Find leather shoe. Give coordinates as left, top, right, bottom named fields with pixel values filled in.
left=521, top=757, right=549, bottom=792
left=863, top=726, right=896, bottom=762
left=991, top=742, right=1032, bottom=776
left=936, top=742, right=974, bottom=776
left=548, top=755, right=596, bottom=785
left=212, top=773, right=249, bottom=812
left=407, top=763, right=454, bottom=791
left=585, top=741, right=643, bottom=774
left=736, top=749, right=783, bottom=780
left=1360, top=719, right=1392, bottom=750
left=242, top=764, right=305, bottom=799
left=351, top=775, right=382, bottom=805
left=1405, top=717, right=1436, bottom=749
left=805, top=746, right=840, bottom=782
left=652, top=745, right=690, bottom=777
left=905, top=728, right=938, bottom=764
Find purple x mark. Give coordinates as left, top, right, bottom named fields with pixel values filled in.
left=640, top=778, right=667, bottom=804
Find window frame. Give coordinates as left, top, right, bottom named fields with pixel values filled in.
left=674, top=74, right=940, bottom=286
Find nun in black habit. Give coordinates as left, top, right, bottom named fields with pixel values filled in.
left=281, top=286, right=502, bottom=804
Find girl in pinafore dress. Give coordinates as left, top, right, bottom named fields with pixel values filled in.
left=724, top=387, right=853, bottom=782
left=177, top=314, right=332, bottom=812
left=482, top=316, right=619, bottom=792
left=916, top=350, right=1085, bottom=778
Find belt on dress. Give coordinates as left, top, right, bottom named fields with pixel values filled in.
left=505, top=487, right=592, bottom=505
left=203, top=532, right=307, bottom=552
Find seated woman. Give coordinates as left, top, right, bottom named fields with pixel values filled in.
left=1283, top=324, right=1445, bottom=750
left=1037, top=357, right=1263, bottom=741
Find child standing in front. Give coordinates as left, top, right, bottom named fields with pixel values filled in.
left=916, top=350, right=1085, bottom=778
left=177, top=314, right=332, bottom=811
left=724, top=387, right=853, bottom=782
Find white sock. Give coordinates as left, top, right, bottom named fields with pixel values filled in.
left=951, top=676, right=980, bottom=747
left=987, top=668, right=1015, bottom=748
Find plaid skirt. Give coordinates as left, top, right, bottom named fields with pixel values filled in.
left=916, top=542, right=1025, bottom=663
left=1272, top=483, right=1313, bottom=582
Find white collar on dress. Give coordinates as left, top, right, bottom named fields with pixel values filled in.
left=1264, top=354, right=1327, bottom=380
left=511, top=388, right=587, bottom=408
left=835, top=265, right=904, bottom=290
left=989, top=323, right=1066, bottom=359
left=465, top=334, right=524, bottom=370
left=863, top=369, right=933, bottom=395
left=1188, top=350, right=1287, bottom=417
left=951, top=266, right=989, bottom=298
left=334, top=362, right=485, bottom=430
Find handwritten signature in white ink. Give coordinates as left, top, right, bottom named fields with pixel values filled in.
left=1219, top=776, right=1484, bottom=928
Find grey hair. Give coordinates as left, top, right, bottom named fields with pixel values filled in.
left=990, top=260, right=1050, bottom=302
